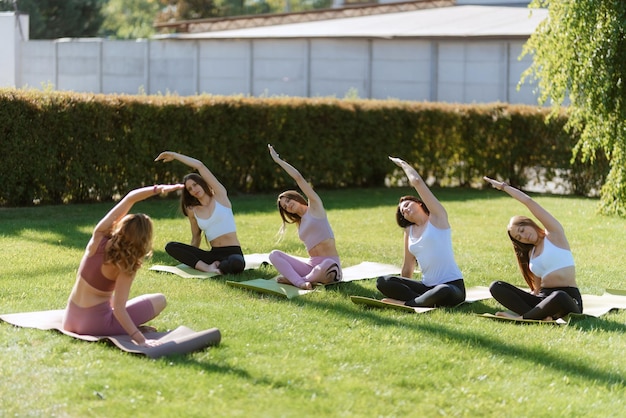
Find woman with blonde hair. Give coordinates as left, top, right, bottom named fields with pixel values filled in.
left=267, top=144, right=342, bottom=290
left=63, top=184, right=183, bottom=347
left=484, top=176, right=582, bottom=320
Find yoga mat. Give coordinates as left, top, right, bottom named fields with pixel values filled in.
left=149, top=253, right=271, bottom=279
left=226, top=261, right=402, bottom=299
left=580, top=289, right=626, bottom=317
left=350, top=286, right=493, bottom=313
left=478, top=312, right=567, bottom=325
left=227, top=277, right=313, bottom=299
left=341, top=262, right=400, bottom=282
left=0, top=309, right=221, bottom=359
left=350, top=296, right=435, bottom=313
left=479, top=288, right=626, bottom=325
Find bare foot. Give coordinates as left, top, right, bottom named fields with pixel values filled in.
left=381, top=298, right=406, bottom=306
left=195, top=260, right=221, bottom=273
left=276, top=276, right=290, bottom=284
left=274, top=276, right=312, bottom=289
left=495, top=311, right=522, bottom=319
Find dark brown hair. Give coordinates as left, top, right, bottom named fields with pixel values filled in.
left=395, top=195, right=430, bottom=228
left=180, top=173, right=214, bottom=216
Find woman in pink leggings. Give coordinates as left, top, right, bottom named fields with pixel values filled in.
left=62, top=184, right=183, bottom=347
left=267, top=145, right=342, bottom=290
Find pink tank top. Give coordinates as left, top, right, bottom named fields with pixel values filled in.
left=298, top=211, right=334, bottom=251
left=78, top=236, right=116, bottom=292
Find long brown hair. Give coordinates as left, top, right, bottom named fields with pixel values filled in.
left=180, top=173, right=214, bottom=216
left=276, top=190, right=308, bottom=237
left=106, top=213, right=153, bottom=274
left=507, top=215, right=545, bottom=291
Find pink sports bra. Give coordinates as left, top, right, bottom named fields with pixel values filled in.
left=78, top=236, right=115, bottom=292
left=298, top=210, right=334, bottom=251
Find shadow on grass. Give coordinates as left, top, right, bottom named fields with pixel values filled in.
left=287, top=295, right=626, bottom=389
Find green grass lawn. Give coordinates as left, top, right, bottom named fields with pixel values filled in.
left=1, top=187, right=625, bottom=417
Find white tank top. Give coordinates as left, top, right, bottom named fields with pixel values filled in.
left=193, top=201, right=237, bottom=242
left=407, top=222, right=463, bottom=286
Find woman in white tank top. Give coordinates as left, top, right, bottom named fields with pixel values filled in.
left=483, top=177, right=581, bottom=320
left=154, top=151, right=245, bottom=275
left=376, top=157, right=466, bottom=308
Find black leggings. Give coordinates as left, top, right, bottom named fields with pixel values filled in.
left=489, top=281, right=582, bottom=320
left=376, top=276, right=466, bottom=308
left=165, top=242, right=245, bottom=275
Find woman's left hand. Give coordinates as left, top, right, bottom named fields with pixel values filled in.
left=154, top=151, right=176, bottom=163
left=483, top=176, right=506, bottom=191
left=153, top=184, right=184, bottom=195
left=268, top=144, right=281, bottom=162
left=140, top=339, right=162, bottom=348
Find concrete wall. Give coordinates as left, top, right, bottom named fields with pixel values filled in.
left=0, top=12, right=28, bottom=88
left=4, top=13, right=538, bottom=105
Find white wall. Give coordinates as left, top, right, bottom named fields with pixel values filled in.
left=12, top=35, right=539, bottom=105
left=0, top=12, right=29, bottom=88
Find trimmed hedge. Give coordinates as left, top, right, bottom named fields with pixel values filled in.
left=0, top=88, right=608, bottom=206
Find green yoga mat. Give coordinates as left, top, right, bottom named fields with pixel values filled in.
left=149, top=253, right=272, bottom=279
left=479, top=288, right=626, bottom=325
left=478, top=312, right=567, bottom=325
left=227, top=278, right=314, bottom=299
left=350, top=285, right=493, bottom=313
left=350, top=296, right=435, bottom=313
left=0, top=309, right=221, bottom=358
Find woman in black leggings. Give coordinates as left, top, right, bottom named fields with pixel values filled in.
left=376, top=157, right=465, bottom=308
left=154, top=151, right=245, bottom=275
left=483, top=177, right=582, bottom=320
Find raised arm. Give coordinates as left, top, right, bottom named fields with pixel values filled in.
left=389, top=157, right=449, bottom=229
left=268, top=144, right=324, bottom=215
left=483, top=176, right=565, bottom=237
left=92, top=184, right=184, bottom=239
left=155, top=151, right=229, bottom=206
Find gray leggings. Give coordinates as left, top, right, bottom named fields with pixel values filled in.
left=376, top=276, right=466, bottom=307
left=489, top=281, right=582, bottom=320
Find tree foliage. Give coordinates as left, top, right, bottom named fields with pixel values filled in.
left=522, top=0, right=626, bottom=216
left=0, top=0, right=105, bottom=39
left=100, top=0, right=160, bottom=39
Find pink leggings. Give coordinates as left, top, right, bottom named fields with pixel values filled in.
left=268, top=250, right=342, bottom=287
left=62, top=295, right=157, bottom=336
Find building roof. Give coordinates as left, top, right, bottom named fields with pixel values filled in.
left=155, top=0, right=454, bottom=34
left=159, top=5, right=547, bottom=40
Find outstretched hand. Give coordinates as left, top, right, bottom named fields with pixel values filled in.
left=483, top=176, right=506, bottom=191
left=268, top=144, right=281, bottom=163
left=154, top=184, right=184, bottom=195
left=154, top=151, right=176, bottom=163
left=388, top=156, right=406, bottom=167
